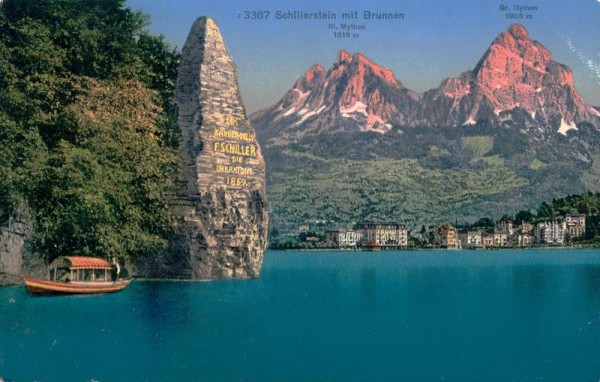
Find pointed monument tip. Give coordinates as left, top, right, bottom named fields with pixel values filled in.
left=189, top=16, right=220, bottom=33
left=184, top=16, right=226, bottom=50
left=193, top=16, right=213, bottom=22
left=204, top=16, right=217, bottom=25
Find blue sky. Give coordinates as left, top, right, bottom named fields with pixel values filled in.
left=127, top=0, right=600, bottom=113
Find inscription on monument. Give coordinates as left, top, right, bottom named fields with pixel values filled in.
left=212, top=120, right=258, bottom=188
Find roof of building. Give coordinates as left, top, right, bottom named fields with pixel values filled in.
left=355, top=222, right=404, bottom=229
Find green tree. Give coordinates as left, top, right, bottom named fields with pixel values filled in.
left=537, top=202, right=555, bottom=219
left=0, top=0, right=180, bottom=262
left=514, top=210, right=535, bottom=225
left=28, top=78, right=177, bottom=261
left=474, top=217, right=495, bottom=228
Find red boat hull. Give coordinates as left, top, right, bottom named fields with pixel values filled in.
left=24, top=277, right=132, bottom=295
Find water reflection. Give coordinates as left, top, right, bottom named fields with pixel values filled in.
left=511, top=265, right=552, bottom=302
left=405, top=267, right=463, bottom=304
left=360, top=268, right=377, bottom=298
left=581, top=265, right=600, bottom=305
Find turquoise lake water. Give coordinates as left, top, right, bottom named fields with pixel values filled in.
left=1, top=249, right=599, bottom=381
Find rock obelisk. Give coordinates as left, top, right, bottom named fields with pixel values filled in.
left=170, top=17, right=268, bottom=279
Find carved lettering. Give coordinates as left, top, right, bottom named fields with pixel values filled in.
left=216, top=165, right=254, bottom=175
left=213, top=128, right=256, bottom=142
left=213, top=141, right=257, bottom=157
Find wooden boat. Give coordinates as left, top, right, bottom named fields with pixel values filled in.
left=24, top=256, right=132, bottom=295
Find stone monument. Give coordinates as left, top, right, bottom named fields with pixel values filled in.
left=166, top=17, right=268, bottom=279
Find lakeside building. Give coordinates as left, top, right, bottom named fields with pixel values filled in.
left=482, top=234, right=494, bottom=248
left=354, top=222, right=408, bottom=248
left=565, top=213, right=586, bottom=238
left=535, top=220, right=566, bottom=245
left=458, top=230, right=482, bottom=249
left=510, top=223, right=534, bottom=247
left=325, top=229, right=362, bottom=247
left=433, top=224, right=458, bottom=249
left=513, top=232, right=534, bottom=247
left=493, top=233, right=509, bottom=247
left=495, top=217, right=514, bottom=235
left=520, top=222, right=534, bottom=234
left=308, top=213, right=586, bottom=250
left=325, top=223, right=407, bottom=248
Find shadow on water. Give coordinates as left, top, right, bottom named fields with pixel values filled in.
left=132, top=281, right=193, bottom=342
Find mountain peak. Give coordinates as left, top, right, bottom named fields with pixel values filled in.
left=507, top=23, right=529, bottom=40
left=421, top=23, right=594, bottom=133
left=475, top=23, right=572, bottom=91
left=254, top=25, right=598, bottom=142
left=352, top=52, right=370, bottom=63
left=290, top=63, right=325, bottom=93
left=352, top=52, right=378, bottom=67
left=489, top=24, right=551, bottom=62
left=349, top=52, right=399, bottom=85
left=255, top=51, right=418, bottom=137
left=337, top=50, right=352, bottom=64
left=305, top=64, right=325, bottom=81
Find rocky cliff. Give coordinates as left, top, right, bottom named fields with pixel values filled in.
left=252, top=50, right=420, bottom=144
left=142, top=17, right=268, bottom=279
left=0, top=202, right=45, bottom=285
left=253, top=24, right=600, bottom=144
left=417, top=24, right=599, bottom=135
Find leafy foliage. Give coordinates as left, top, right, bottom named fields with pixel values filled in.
left=536, top=192, right=600, bottom=241
left=0, top=0, right=180, bottom=262
left=534, top=193, right=600, bottom=220
left=514, top=210, right=535, bottom=225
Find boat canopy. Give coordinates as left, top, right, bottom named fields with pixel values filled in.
left=50, top=256, right=112, bottom=270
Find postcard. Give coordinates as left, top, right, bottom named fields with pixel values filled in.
left=1, top=0, right=599, bottom=381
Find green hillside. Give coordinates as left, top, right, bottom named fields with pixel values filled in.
left=262, top=122, right=600, bottom=236
left=268, top=151, right=530, bottom=234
